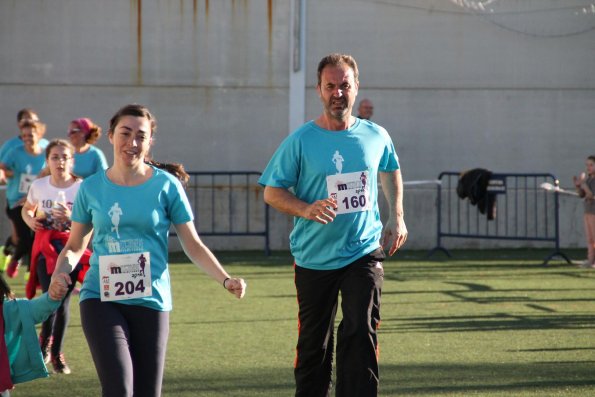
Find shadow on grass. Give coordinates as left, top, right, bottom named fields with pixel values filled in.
left=381, top=362, right=595, bottom=395
left=163, top=369, right=294, bottom=397
left=381, top=312, right=595, bottom=333
left=12, top=361, right=595, bottom=397
left=161, top=361, right=595, bottom=396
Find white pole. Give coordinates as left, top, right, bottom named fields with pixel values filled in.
left=289, top=0, right=306, bottom=134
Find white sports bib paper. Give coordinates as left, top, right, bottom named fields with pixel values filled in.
left=19, top=173, right=35, bottom=194
left=326, top=171, right=371, bottom=215
left=99, top=252, right=152, bottom=302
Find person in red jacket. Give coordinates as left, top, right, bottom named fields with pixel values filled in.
left=21, top=139, right=91, bottom=375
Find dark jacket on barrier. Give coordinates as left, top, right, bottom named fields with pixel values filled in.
left=456, top=168, right=496, bottom=220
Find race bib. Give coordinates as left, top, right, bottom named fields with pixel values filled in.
left=99, top=252, right=152, bottom=302
left=326, top=171, right=371, bottom=215
left=19, top=173, right=35, bottom=194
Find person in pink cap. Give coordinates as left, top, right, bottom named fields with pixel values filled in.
left=67, top=118, right=108, bottom=179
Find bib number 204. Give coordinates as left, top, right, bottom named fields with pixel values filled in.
left=115, top=280, right=146, bottom=296
left=341, top=194, right=367, bottom=210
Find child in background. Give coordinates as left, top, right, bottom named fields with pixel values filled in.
left=21, top=139, right=91, bottom=375
left=573, top=155, right=595, bottom=268
left=1, top=273, right=68, bottom=396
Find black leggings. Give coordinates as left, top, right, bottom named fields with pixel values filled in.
left=36, top=246, right=81, bottom=356
left=6, top=205, right=33, bottom=265
left=80, top=299, right=169, bottom=397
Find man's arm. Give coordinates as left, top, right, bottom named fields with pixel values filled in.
left=263, top=186, right=337, bottom=225
left=378, top=170, right=408, bottom=256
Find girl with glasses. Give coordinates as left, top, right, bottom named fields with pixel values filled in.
left=21, top=139, right=91, bottom=375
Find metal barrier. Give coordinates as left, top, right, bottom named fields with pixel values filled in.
left=428, top=171, right=571, bottom=265
left=174, top=171, right=270, bottom=255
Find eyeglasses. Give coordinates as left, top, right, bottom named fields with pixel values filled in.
left=49, top=155, right=73, bottom=162
left=68, top=128, right=82, bottom=135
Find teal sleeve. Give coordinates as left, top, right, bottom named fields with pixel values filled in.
left=25, top=293, right=61, bottom=324
left=97, top=149, right=108, bottom=171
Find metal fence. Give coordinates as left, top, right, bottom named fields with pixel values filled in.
left=177, top=171, right=270, bottom=255
left=428, top=171, right=571, bottom=265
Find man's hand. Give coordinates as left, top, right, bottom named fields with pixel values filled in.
left=302, top=198, right=337, bottom=224
left=381, top=216, right=408, bottom=256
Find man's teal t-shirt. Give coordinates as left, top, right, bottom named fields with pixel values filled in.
left=72, top=166, right=193, bottom=311
left=258, top=119, right=400, bottom=270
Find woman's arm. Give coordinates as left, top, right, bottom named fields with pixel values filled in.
left=48, top=221, right=94, bottom=299
left=582, top=185, right=594, bottom=200
left=573, top=174, right=588, bottom=198
left=174, top=221, right=246, bottom=299
left=21, top=199, right=43, bottom=232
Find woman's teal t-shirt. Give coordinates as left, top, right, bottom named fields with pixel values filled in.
left=73, top=145, right=108, bottom=178
left=72, top=166, right=193, bottom=311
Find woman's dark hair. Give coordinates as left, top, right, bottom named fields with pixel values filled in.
left=45, top=139, right=81, bottom=180
left=109, top=104, right=189, bottom=186
left=588, top=155, right=595, bottom=163
left=0, top=274, right=14, bottom=303
left=45, top=138, right=75, bottom=159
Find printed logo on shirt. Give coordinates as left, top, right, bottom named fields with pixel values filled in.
left=108, top=202, right=123, bottom=238
left=332, top=150, right=344, bottom=174
left=105, top=202, right=144, bottom=254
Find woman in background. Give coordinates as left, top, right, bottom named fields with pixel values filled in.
left=573, top=155, right=595, bottom=268
left=67, top=117, right=108, bottom=178
left=0, top=120, right=47, bottom=278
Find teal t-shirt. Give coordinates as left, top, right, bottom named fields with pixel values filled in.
left=0, top=137, right=49, bottom=163
left=258, top=119, right=400, bottom=270
left=73, top=166, right=193, bottom=311
left=73, top=145, right=108, bottom=178
left=2, top=147, right=47, bottom=208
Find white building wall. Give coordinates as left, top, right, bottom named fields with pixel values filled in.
left=1, top=1, right=593, bottom=251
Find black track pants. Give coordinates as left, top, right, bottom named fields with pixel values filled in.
left=294, top=248, right=385, bottom=397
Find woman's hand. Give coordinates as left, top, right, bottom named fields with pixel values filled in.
left=224, top=277, right=247, bottom=299
left=573, top=172, right=587, bottom=188
left=25, top=216, right=44, bottom=232
left=52, top=202, right=71, bottom=224
left=49, top=273, right=72, bottom=300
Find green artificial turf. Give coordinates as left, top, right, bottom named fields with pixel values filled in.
left=5, top=249, right=595, bottom=396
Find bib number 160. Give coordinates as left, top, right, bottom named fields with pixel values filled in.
left=341, top=194, right=367, bottom=210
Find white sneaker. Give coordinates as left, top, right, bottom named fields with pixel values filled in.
left=578, top=260, right=595, bottom=269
